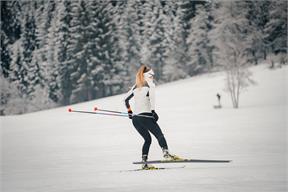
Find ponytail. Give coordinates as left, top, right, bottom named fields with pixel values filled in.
left=136, top=65, right=150, bottom=88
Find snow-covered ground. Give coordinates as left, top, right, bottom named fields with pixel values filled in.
left=1, top=64, right=287, bottom=192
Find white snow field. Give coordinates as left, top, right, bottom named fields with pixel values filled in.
left=1, top=65, right=287, bottom=192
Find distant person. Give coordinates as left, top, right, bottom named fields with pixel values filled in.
left=124, top=65, right=180, bottom=169
left=214, top=93, right=222, bottom=109
left=217, top=93, right=221, bottom=104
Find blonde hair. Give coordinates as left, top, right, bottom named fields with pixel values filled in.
left=136, top=65, right=150, bottom=88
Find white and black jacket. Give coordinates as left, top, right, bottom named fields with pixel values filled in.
left=124, top=80, right=155, bottom=115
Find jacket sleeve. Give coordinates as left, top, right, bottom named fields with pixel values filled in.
left=124, top=85, right=135, bottom=110
left=147, top=81, right=156, bottom=111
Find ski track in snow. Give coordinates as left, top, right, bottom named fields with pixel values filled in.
left=1, top=65, right=287, bottom=192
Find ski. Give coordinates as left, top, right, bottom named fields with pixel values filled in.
left=133, top=159, right=231, bottom=164
left=121, top=166, right=185, bottom=172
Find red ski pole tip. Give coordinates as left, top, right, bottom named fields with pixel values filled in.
left=94, top=107, right=98, bottom=111
left=68, top=108, right=72, bottom=112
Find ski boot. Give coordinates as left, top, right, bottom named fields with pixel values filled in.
left=142, top=155, right=158, bottom=170
left=162, top=149, right=182, bottom=161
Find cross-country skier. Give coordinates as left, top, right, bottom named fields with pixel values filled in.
left=214, top=93, right=222, bottom=109
left=124, top=65, right=180, bottom=169
left=217, top=93, right=222, bottom=107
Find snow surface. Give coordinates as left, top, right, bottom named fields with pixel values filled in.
left=1, top=65, right=287, bottom=192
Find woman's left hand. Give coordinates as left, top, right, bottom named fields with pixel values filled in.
left=128, top=109, right=133, bottom=119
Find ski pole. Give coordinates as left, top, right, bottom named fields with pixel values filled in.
left=94, top=106, right=128, bottom=114
left=69, top=108, right=155, bottom=119
left=68, top=108, right=128, bottom=117
left=94, top=107, right=154, bottom=119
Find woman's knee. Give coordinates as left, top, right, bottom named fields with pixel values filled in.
left=156, top=134, right=165, bottom=140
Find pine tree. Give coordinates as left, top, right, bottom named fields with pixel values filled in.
left=114, top=0, right=142, bottom=85
left=30, top=50, right=45, bottom=95
left=0, top=73, right=11, bottom=115
left=0, top=1, right=22, bottom=42
left=93, top=2, right=125, bottom=97
left=243, top=1, right=270, bottom=65
left=264, top=0, right=287, bottom=67
left=69, top=0, right=107, bottom=102
left=45, top=1, right=61, bottom=103
left=163, top=0, right=187, bottom=81
left=0, top=31, right=12, bottom=78
left=53, top=0, right=74, bottom=105
left=141, top=0, right=171, bottom=81
left=20, top=2, right=40, bottom=97
left=36, top=0, right=56, bottom=65
left=67, top=1, right=126, bottom=103
left=68, top=0, right=91, bottom=103
left=8, top=40, right=30, bottom=113
left=180, top=0, right=206, bottom=39
left=0, top=71, right=27, bottom=115
left=187, top=3, right=212, bottom=75
left=0, top=1, right=22, bottom=78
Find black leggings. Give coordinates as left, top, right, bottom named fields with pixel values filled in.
left=132, top=113, right=168, bottom=156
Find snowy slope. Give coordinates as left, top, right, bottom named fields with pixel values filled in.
left=1, top=65, right=287, bottom=192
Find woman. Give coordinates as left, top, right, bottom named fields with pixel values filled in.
left=124, top=65, right=179, bottom=169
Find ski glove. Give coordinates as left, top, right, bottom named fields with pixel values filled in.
left=128, top=108, right=133, bottom=119
left=151, top=110, right=159, bottom=121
